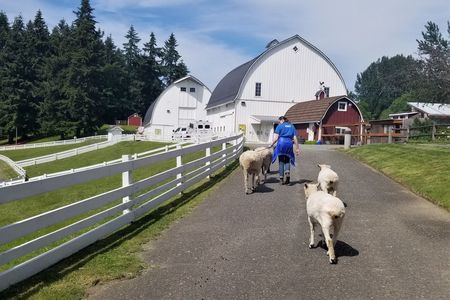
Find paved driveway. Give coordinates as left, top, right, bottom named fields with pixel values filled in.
left=90, top=146, right=450, bottom=299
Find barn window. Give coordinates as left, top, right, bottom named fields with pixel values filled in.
left=180, top=87, right=187, bottom=92
left=190, top=87, right=196, bottom=92
left=338, top=101, right=347, bottom=112
left=255, top=82, right=261, bottom=97
left=293, top=46, right=298, bottom=52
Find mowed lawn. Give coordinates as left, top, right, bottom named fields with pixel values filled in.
left=345, top=143, right=450, bottom=210
left=0, top=160, right=17, bottom=181
left=0, top=138, right=106, bottom=162
left=24, top=141, right=169, bottom=177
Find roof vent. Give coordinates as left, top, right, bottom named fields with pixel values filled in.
left=265, top=39, right=279, bottom=49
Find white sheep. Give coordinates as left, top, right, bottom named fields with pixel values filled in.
left=254, top=147, right=273, bottom=182
left=317, top=164, right=339, bottom=196
left=239, top=150, right=263, bottom=194
left=304, top=183, right=346, bottom=264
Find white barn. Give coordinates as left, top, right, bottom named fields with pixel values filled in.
left=206, top=35, right=348, bottom=143
left=143, top=75, right=211, bottom=140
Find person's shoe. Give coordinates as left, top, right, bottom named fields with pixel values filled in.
left=285, top=176, right=290, bottom=185
left=279, top=177, right=285, bottom=185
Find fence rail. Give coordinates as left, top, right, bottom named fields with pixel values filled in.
left=0, top=133, right=243, bottom=291
left=0, top=135, right=107, bottom=151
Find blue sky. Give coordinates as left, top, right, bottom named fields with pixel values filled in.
left=1, top=0, right=449, bottom=92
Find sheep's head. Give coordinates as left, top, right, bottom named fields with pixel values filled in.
left=304, top=183, right=319, bottom=199
left=317, top=164, right=331, bottom=170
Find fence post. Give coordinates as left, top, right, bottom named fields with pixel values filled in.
left=222, top=142, right=227, bottom=166
left=432, top=124, right=436, bottom=141
left=205, top=146, right=211, bottom=179
left=406, top=128, right=409, bottom=142
left=388, top=128, right=392, bottom=144
left=344, top=130, right=351, bottom=149
left=122, top=155, right=132, bottom=215
left=176, top=144, right=183, bottom=190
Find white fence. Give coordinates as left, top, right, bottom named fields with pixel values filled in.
left=0, top=154, right=26, bottom=182
left=0, top=135, right=107, bottom=151
left=17, top=140, right=117, bottom=168
left=0, top=133, right=244, bottom=291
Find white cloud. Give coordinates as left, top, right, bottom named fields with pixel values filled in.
left=93, top=0, right=201, bottom=10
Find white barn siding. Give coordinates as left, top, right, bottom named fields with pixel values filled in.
left=240, top=38, right=347, bottom=102
left=206, top=103, right=235, bottom=135
left=144, top=76, right=210, bottom=140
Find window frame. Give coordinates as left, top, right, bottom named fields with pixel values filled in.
left=255, top=82, right=262, bottom=97
left=180, top=87, right=187, bottom=92
left=189, top=87, right=196, bottom=93
left=337, top=101, right=347, bottom=112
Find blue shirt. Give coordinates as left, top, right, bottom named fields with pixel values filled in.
left=275, top=122, right=296, bottom=138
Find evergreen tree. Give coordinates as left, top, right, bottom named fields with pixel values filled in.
left=39, top=20, right=72, bottom=138
left=25, top=10, right=50, bottom=135
left=65, top=0, right=105, bottom=136
left=101, top=35, right=128, bottom=123
left=123, top=25, right=144, bottom=115
left=0, top=11, right=9, bottom=50
left=140, top=32, right=163, bottom=116
left=416, top=21, right=450, bottom=103
left=161, top=33, right=188, bottom=86
left=0, top=12, right=9, bottom=140
left=0, top=16, right=35, bottom=142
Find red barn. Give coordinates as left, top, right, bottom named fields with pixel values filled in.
left=284, top=95, right=364, bottom=144
left=127, top=113, right=142, bottom=127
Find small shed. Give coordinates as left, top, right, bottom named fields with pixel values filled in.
left=284, top=95, right=364, bottom=144
left=107, top=126, right=124, bottom=142
left=407, top=102, right=450, bottom=124
left=128, top=113, right=142, bottom=127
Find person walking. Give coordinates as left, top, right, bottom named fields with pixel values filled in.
left=270, top=116, right=300, bottom=185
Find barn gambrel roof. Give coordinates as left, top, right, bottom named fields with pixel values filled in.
left=206, top=34, right=348, bottom=110
left=143, top=75, right=211, bottom=126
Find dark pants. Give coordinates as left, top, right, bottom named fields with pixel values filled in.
left=278, top=155, right=290, bottom=177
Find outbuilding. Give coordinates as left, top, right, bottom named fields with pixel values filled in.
left=142, top=75, right=211, bottom=140
left=205, top=34, right=348, bottom=143
left=127, top=113, right=142, bottom=127
left=284, top=95, right=364, bottom=144
left=107, top=125, right=124, bottom=142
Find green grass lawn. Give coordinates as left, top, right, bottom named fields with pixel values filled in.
left=344, top=143, right=450, bottom=211
left=24, top=141, right=169, bottom=177
left=0, top=141, right=230, bottom=299
left=0, top=139, right=106, bottom=162
left=0, top=160, right=18, bottom=181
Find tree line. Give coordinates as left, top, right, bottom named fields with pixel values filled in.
left=0, top=0, right=188, bottom=143
left=354, top=21, right=450, bottom=120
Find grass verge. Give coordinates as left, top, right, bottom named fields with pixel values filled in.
left=0, top=160, right=18, bottom=181
left=343, top=143, right=450, bottom=211
left=0, top=139, right=107, bottom=162
left=0, top=161, right=238, bottom=300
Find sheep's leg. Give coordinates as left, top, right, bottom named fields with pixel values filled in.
left=244, top=171, right=249, bottom=194
left=333, top=216, right=344, bottom=245
left=322, top=225, right=337, bottom=264
left=250, top=173, right=255, bottom=192
left=308, top=217, right=315, bottom=248
left=333, top=182, right=339, bottom=197
left=319, top=182, right=327, bottom=192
